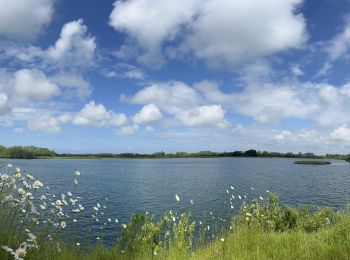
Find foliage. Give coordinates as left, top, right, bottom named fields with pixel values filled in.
left=237, top=194, right=339, bottom=232
left=0, top=145, right=56, bottom=159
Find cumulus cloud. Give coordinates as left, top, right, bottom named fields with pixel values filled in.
left=126, top=78, right=350, bottom=128
left=27, top=115, right=61, bottom=133
left=176, top=105, right=226, bottom=127
left=52, top=73, right=92, bottom=99
left=73, top=101, right=127, bottom=127
left=0, top=0, right=54, bottom=39
left=128, top=81, right=201, bottom=114
left=47, top=19, right=96, bottom=67
left=133, top=103, right=162, bottom=124
left=109, top=0, right=199, bottom=66
left=330, top=125, right=350, bottom=142
left=115, top=124, right=139, bottom=136
left=14, top=69, right=60, bottom=102
left=109, top=0, right=306, bottom=67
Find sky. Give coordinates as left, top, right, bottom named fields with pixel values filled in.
left=1, top=0, right=350, bottom=154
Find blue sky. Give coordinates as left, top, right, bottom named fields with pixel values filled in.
left=1, top=0, right=350, bottom=154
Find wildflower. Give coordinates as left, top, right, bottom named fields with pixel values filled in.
left=108, top=218, right=111, bottom=222
left=207, top=226, right=210, bottom=231
left=76, top=243, right=80, bottom=246
left=199, top=221, right=202, bottom=225
left=190, top=200, right=194, bottom=205
left=121, top=224, right=127, bottom=229
left=246, top=213, right=252, bottom=217
left=93, top=207, right=98, bottom=211
left=97, top=203, right=101, bottom=208
left=7, top=163, right=12, bottom=168
left=67, top=192, right=72, bottom=197
left=60, top=221, right=66, bottom=229
left=230, top=186, right=234, bottom=189
left=2, top=243, right=27, bottom=260
left=267, top=190, right=270, bottom=193
left=226, top=189, right=229, bottom=194
left=238, top=195, right=242, bottom=200
left=73, top=219, right=77, bottom=223
left=259, top=196, right=264, bottom=201
left=33, top=180, right=43, bottom=189
left=15, top=167, right=21, bottom=173
left=75, top=171, right=80, bottom=176
left=55, top=200, right=63, bottom=206
left=96, top=237, right=100, bottom=240
left=251, top=187, right=255, bottom=190
left=115, top=218, right=119, bottom=223
left=26, top=174, right=34, bottom=180
left=74, top=179, right=78, bottom=185
left=175, top=194, right=180, bottom=202
left=220, top=238, right=225, bottom=242
left=18, top=188, right=26, bottom=196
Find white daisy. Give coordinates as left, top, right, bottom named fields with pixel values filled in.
left=60, top=221, right=66, bottom=229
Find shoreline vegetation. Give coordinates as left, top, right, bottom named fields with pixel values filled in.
left=1, top=145, right=350, bottom=162
left=1, top=165, right=350, bottom=259
left=294, top=160, right=332, bottom=165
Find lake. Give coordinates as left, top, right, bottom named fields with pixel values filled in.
left=2, top=157, right=350, bottom=244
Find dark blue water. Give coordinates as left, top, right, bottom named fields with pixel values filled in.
left=2, top=158, right=350, bottom=243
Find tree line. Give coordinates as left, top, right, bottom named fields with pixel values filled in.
left=0, top=145, right=349, bottom=160
left=0, top=146, right=56, bottom=159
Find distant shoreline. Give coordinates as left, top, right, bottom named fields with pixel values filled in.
left=1, top=145, right=349, bottom=161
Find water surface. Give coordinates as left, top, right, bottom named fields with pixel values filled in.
left=3, top=157, right=350, bottom=243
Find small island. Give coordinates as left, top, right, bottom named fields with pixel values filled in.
left=294, top=160, right=331, bottom=165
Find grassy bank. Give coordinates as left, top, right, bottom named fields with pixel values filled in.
left=1, top=164, right=350, bottom=259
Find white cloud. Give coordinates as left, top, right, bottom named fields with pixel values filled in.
left=129, top=81, right=201, bottom=114
left=327, top=18, right=350, bottom=61
left=115, top=124, right=139, bottom=136
left=274, top=130, right=292, bottom=141
left=176, top=105, right=226, bottom=127
left=0, top=93, right=10, bottom=114
left=27, top=115, right=61, bottom=133
left=232, top=124, right=245, bottom=135
left=47, top=19, right=96, bottom=67
left=109, top=0, right=199, bottom=66
left=52, top=73, right=92, bottom=99
left=73, top=101, right=127, bottom=127
left=330, top=125, right=350, bottom=142
left=109, top=0, right=306, bottom=67
left=133, top=103, right=162, bottom=124
left=0, top=0, right=54, bottom=39
left=14, top=69, right=60, bottom=102
left=291, top=64, right=304, bottom=76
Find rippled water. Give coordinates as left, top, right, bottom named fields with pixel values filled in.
left=3, top=157, right=350, bottom=243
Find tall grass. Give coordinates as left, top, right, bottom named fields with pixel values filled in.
left=1, top=163, right=350, bottom=259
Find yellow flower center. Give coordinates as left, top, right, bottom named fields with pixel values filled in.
left=18, top=251, right=25, bottom=258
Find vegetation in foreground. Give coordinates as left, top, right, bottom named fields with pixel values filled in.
left=1, top=164, right=350, bottom=259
